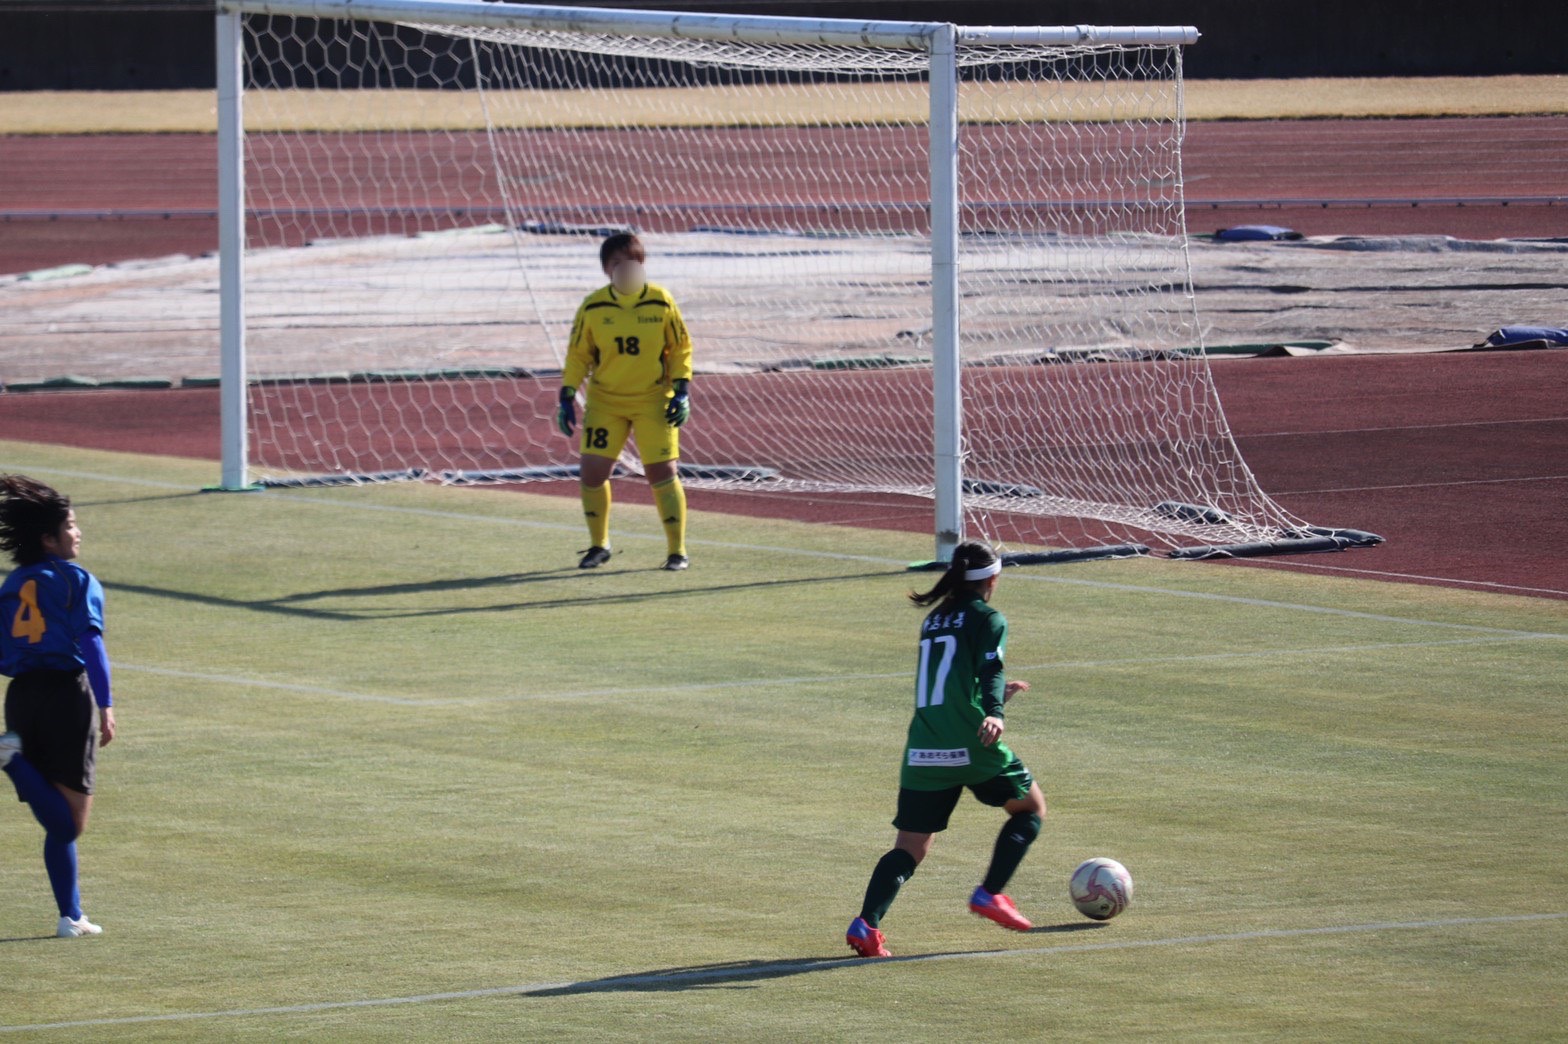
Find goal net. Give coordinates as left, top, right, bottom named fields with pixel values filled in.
left=221, top=0, right=1320, bottom=557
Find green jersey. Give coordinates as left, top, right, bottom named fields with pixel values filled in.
left=900, top=595, right=1012, bottom=790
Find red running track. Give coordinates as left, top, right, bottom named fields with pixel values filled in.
left=1, top=349, right=1563, bottom=598
left=3, top=119, right=1567, bottom=598
left=3, top=117, right=1567, bottom=274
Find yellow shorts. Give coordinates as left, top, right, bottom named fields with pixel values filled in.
left=581, top=398, right=678, bottom=464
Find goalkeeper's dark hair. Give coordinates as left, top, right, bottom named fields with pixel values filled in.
left=600, top=231, right=646, bottom=271
left=0, top=474, right=72, bottom=566
left=909, top=541, right=1000, bottom=607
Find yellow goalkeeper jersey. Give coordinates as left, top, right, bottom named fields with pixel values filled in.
left=562, top=282, right=693, bottom=412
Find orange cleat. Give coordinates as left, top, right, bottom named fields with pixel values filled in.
left=968, top=887, right=1033, bottom=931
left=845, top=916, right=892, bottom=958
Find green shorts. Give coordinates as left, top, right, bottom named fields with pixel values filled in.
left=892, top=756, right=1033, bottom=834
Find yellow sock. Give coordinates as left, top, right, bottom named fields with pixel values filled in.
left=651, top=475, right=687, bottom=556
left=581, top=482, right=611, bottom=548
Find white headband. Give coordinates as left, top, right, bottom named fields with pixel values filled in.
left=963, top=560, right=1002, bottom=581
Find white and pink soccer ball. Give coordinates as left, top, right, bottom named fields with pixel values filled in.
left=1069, top=857, right=1134, bottom=920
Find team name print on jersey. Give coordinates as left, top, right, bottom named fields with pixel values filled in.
left=922, top=610, right=966, bottom=634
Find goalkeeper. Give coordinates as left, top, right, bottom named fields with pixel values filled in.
left=555, top=232, right=694, bottom=571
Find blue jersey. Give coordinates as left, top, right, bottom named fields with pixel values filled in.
left=0, top=556, right=106, bottom=677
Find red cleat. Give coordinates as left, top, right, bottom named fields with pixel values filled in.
left=969, top=887, right=1033, bottom=931
left=846, top=916, right=892, bottom=957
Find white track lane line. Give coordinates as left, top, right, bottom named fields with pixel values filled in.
left=1240, top=415, right=1568, bottom=440
left=1274, top=472, right=1568, bottom=495
left=3, top=911, right=1562, bottom=1033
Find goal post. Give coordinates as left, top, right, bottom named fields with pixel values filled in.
left=929, top=20, right=961, bottom=557
left=216, top=1, right=1372, bottom=561
left=216, top=7, right=249, bottom=492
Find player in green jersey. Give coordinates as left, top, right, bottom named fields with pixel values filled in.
left=846, top=541, right=1046, bottom=958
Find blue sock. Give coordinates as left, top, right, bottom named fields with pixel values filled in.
left=4, top=755, right=75, bottom=836
left=4, top=756, right=83, bottom=918
left=44, top=837, right=82, bottom=920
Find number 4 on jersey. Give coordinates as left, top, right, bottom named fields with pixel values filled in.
left=10, top=579, right=46, bottom=644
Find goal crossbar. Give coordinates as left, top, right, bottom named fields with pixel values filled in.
left=215, top=0, right=1196, bottom=51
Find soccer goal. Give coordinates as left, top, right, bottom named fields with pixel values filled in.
left=216, top=0, right=1377, bottom=562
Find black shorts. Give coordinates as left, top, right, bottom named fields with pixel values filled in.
left=5, top=669, right=98, bottom=795
left=893, top=757, right=1034, bottom=834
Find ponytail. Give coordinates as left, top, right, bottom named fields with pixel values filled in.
left=909, top=541, right=1000, bottom=607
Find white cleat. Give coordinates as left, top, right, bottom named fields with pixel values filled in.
left=0, top=731, right=21, bottom=769
left=57, top=915, right=103, bottom=938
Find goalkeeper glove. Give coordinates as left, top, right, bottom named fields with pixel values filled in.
left=665, top=379, right=691, bottom=428
left=556, top=386, right=577, bottom=437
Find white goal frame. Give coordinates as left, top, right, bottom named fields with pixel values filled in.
left=215, top=0, right=1200, bottom=563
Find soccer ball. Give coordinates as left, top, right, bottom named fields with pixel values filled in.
left=1069, top=857, right=1133, bottom=920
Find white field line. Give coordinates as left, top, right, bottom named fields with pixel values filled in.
left=2, top=911, right=1563, bottom=1033
left=0, top=465, right=212, bottom=493
left=115, top=663, right=434, bottom=706
left=15, top=462, right=1568, bottom=639
left=1230, top=557, right=1568, bottom=599
left=992, top=572, right=1568, bottom=640
left=116, top=634, right=1557, bottom=707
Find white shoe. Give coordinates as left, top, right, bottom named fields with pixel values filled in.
left=0, top=731, right=20, bottom=768
left=57, top=914, right=102, bottom=938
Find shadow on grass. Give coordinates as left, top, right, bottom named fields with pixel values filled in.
left=1029, top=921, right=1111, bottom=934
left=521, top=952, right=969, bottom=996
left=106, top=569, right=902, bottom=622
left=271, top=568, right=588, bottom=603
left=522, top=925, right=1108, bottom=996
left=77, top=491, right=210, bottom=509
left=522, top=957, right=858, bottom=996
left=0, top=934, right=60, bottom=944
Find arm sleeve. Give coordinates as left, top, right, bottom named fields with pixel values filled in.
left=978, top=614, right=1007, bottom=719
left=561, top=300, right=594, bottom=391
left=664, top=299, right=694, bottom=383
left=81, top=629, right=113, bottom=709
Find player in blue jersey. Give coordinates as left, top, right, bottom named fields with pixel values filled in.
left=845, top=541, right=1046, bottom=958
left=0, top=476, right=116, bottom=938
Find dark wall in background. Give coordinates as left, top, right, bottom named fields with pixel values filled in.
left=3, top=8, right=213, bottom=90
left=2, top=0, right=1564, bottom=90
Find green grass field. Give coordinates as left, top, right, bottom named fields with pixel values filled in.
left=1, top=439, right=1565, bottom=1040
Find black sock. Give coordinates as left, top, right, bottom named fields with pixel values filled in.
left=859, top=848, right=918, bottom=928
left=981, top=812, right=1041, bottom=895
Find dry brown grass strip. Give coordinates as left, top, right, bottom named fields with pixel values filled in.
left=2, top=76, right=1564, bottom=134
